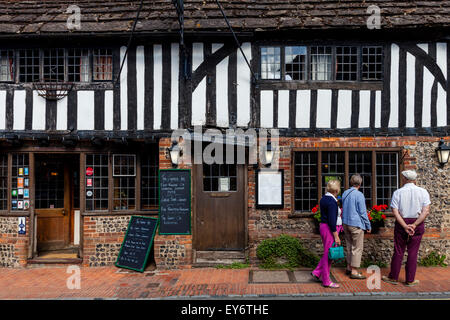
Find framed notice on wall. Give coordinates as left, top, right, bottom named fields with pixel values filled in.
left=256, top=169, right=284, bottom=209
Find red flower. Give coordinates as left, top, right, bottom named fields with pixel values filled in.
left=369, top=215, right=373, bottom=221
left=312, top=207, right=317, bottom=213
left=381, top=214, right=386, bottom=220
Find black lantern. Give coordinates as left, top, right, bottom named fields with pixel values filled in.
left=436, top=139, right=450, bottom=167
left=263, top=140, right=274, bottom=167
left=168, top=141, right=182, bottom=167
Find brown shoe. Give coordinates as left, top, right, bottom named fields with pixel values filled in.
left=350, top=272, right=366, bottom=279
left=382, top=275, right=399, bottom=285
left=405, top=280, right=420, bottom=287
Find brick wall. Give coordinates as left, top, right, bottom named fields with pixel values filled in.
left=82, top=215, right=131, bottom=267
left=82, top=138, right=194, bottom=269
left=153, top=137, right=193, bottom=269
left=0, top=217, right=29, bottom=267
left=248, top=136, right=450, bottom=265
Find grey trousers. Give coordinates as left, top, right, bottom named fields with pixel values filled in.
left=343, top=224, right=365, bottom=268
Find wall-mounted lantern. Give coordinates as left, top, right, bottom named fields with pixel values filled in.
left=262, top=140, right=274, bottom=167
left=168, top=141, right=183, bottom=167
left=436, top=139, right=450, bottom=167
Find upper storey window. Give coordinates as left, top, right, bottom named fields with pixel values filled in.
left=2, top=48, right=113, bottom=83
left=285, top=46, right=307, bottom=80
left=260, top=47, right=281, bottom=80
left=0, top=50, right=14, bottom=82
left=260, top=45, right=383, bottom=82
left=93, top=49, right=113, bottom=81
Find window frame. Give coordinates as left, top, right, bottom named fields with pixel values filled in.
left=259, top=44, right=384, bottom=83
left=291, top=148, right=401, bottom=214
left=0, top=49, right=15, bottom=83
left=12, top=48, right=113, bottom=83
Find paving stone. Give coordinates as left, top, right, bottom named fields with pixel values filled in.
left=293, top=270, right=317, bottom=283
left=251, top=270, right=290, bottom=283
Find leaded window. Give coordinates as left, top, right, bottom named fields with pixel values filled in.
left=349, top=151, right=372, bottom=208
left=113, top=155, right=136, bottom=210
left=141, top=148, right=159, bottom=210
left=19, top=49, right=40, bottom=82
left=294, top=152, right=318, bottom=211
left=376, top=153, right=399, bottom=206
left=0, top=50, right=14, bottom=82
left=93, top=49, right=113, bottom=81
left=260, top=46, right=281, bottom=80
left=362, top=46, right=383, bottom=80
left=293, top=150, right=399, bottom=212
left=85, top=154, right=109, bottom=211
left=11, top=154, right=30, bottom=211
left=67, top=48, right=89, bottom=82
left=42, top=48, right=65, bottom=82
left=310, top=46, right=333, bottom=81
left=285, top=46, right=307, bottom=80
left=0, top=154, right=7, bottom=210
left=336, top=46, right=358, bottom=81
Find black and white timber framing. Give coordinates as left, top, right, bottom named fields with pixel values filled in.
left=0, top=41, right=448, bottom=136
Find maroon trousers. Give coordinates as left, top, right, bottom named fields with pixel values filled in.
left=388, top=218, right=425, bottom=283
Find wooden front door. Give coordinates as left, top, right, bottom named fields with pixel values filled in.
left=35, top=157, right=71, bottom=252
left=194, top=162, right=246, bottom=251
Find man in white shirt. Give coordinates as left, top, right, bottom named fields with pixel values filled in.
left=382, top=170, right=431, bottom=287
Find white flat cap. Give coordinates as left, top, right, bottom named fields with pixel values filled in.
left=402, top=170, right=417, bottom=181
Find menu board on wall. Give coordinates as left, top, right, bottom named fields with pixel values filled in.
left=158, top=169, right=191, bottom=235
left=115, top=216, right=158, bottom=272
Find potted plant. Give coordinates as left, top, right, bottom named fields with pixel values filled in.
left=311, top=204, right=321, bottom=234
left=367, top=204, right=388, bottom=234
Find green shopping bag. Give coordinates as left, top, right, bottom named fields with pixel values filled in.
left=328, top=242, right=345, bottom=261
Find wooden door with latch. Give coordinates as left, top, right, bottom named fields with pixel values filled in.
left=35, top=157, right=71, bottom=252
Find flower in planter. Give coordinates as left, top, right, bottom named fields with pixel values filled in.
left=312, top=204, right=321, bottom=222
left=367, top=204, right=388, bottom=223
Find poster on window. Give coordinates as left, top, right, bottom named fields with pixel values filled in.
left=256, top=169, right=284, bottom=209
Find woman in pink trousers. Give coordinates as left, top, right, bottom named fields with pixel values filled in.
left=311, top=179, right=343, bottom=288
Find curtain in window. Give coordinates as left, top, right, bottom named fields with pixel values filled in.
left=0, top=55, right=13, bottom=81
left=79, top=54, right=89, bottom=82
left=94, top=55, right=113, bottom=81
left=311, top=54, right=332, bottom=81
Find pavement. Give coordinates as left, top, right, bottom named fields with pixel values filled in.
left=0, top=265, right=449, bottom=299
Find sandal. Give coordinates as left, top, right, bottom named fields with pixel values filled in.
left=323, top=282, right=340, bottom=288
left=381, top=275, right=399, bottom=285
left=405, top=280, right=420, bottom=287
left=350, top=272, right=366, bottom=279
left=311, top=272, right=321, bottom=282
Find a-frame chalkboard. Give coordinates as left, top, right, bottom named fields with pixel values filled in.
left=115, top=216, right=158, bottom=272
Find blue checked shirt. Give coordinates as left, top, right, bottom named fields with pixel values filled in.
left=342, top=187, right=371, bottom=231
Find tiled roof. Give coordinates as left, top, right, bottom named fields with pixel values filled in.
left=0, top=0, right=449, bottom=35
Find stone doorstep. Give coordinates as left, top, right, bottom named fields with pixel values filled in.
left=193, top=250, right=247, bottom=267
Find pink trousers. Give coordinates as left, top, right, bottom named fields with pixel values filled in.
left=312, top=223, right=342, bottom=286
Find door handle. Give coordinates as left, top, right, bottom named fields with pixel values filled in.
left=62, top=209, right=66, bottom=216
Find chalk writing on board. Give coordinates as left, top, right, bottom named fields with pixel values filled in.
left=115, top=216, right=158, bottom=272
left=159, top=170, right=191, bottom=234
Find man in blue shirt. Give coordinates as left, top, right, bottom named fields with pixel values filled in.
left=342, top=174, right=371, bottom=279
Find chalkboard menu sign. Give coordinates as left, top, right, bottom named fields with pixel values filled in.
left=115, top=216, right=158, bottom=272
left=159, top=169, right=191, bottom=235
